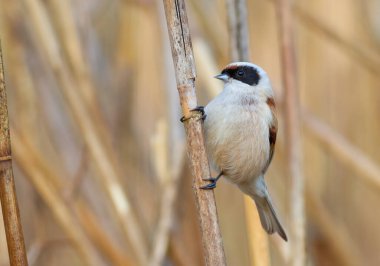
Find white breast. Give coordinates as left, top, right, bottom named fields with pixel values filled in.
left=204, top=82, right=273, bottom=184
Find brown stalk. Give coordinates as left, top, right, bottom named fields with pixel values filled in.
left=162, top=0, right=226, bottom=264
left=0, top=43, right=28, bottom=266
left=22, top=0, right=148, bottom=263
left=226, top=0, right=250, bottom=61
left=151, top=5, right=204, bottom=263
left=275, top=0, right=305, bottom=265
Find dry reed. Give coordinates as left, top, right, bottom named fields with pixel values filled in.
left=276, top=0, right=305, bottom=265
left=163, top=0, right=226, bottom=264
left=0, top=42, right=28, bottom=266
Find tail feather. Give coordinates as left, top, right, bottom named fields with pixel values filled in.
left=254, top=195, right=288, bottom=241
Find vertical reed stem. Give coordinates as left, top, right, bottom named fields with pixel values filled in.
left=162, top=0, right=226, bottom=265
left=226, top=0, right=250, bottom=61
left=276, top=0, right=305, bottom=265
left=0, top=43, right=28, bottom=266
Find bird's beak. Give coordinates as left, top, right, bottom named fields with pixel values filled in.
left=214, top=73, right=229, bottom=81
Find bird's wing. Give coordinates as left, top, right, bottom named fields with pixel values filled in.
left=263, top=98, right=277, bottom=173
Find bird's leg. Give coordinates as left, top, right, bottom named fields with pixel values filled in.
left=200, top=171, right=223, bottom=190
left=180, top=106, right=206, bottom=122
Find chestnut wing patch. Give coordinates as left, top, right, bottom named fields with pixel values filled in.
left=263, top=98, right=278, bottom=173
left=268, top=123, right=277, bottom=165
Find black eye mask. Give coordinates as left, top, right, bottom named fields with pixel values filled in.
left=222, top=66, right=261, bottom=86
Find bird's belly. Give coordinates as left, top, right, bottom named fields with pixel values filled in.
left=204, top=105, right=270, bottom=184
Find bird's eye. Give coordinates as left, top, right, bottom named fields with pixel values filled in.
left=237, top=70, right=244, bottom=76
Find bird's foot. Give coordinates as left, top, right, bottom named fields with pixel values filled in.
left=199, top=181, right=217, bottom=190
left=200, top=172, right=223, bottom=190
left=180, top=106, right=206, bottom=123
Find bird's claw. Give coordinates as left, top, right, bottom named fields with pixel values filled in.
left=200, top=182, right=217, bottom=190
left=199, top=172, right=223, bottom=190
left=180, top=106, right=206, bottom=123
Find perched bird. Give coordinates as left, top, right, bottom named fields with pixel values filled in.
left=200, top=62, right=287, bottom=241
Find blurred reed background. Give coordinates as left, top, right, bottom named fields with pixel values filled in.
left=1, top=0, right=380, bottom=265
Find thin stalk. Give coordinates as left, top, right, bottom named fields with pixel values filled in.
left=0, top=42, right=28, bottom=266
left=162, top=0, right=226, bottom=264
left=226, top=0, right=250, bottom=61
left=276, top=0, right=305, bottom=265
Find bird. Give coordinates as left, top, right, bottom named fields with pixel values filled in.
left=197, top=62, right=287, bottom=241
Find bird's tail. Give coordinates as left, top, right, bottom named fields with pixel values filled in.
left=253, top=194, right=288, bottom=241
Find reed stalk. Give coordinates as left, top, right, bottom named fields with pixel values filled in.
left=0, top=42, right=28, bottom=266
left=276, top=0, right=305, bottom=265
left=162, top=0, right=226, bottom=264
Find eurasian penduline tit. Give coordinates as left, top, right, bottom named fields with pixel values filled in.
left=183, top=62, right=287, bottom=241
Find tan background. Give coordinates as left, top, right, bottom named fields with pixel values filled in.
left=0, top=0, right=380, bottom=265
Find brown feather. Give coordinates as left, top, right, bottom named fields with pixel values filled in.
left=263, top=97, right=278, bottom=173
left=223, top=64, right=238, bottom=71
